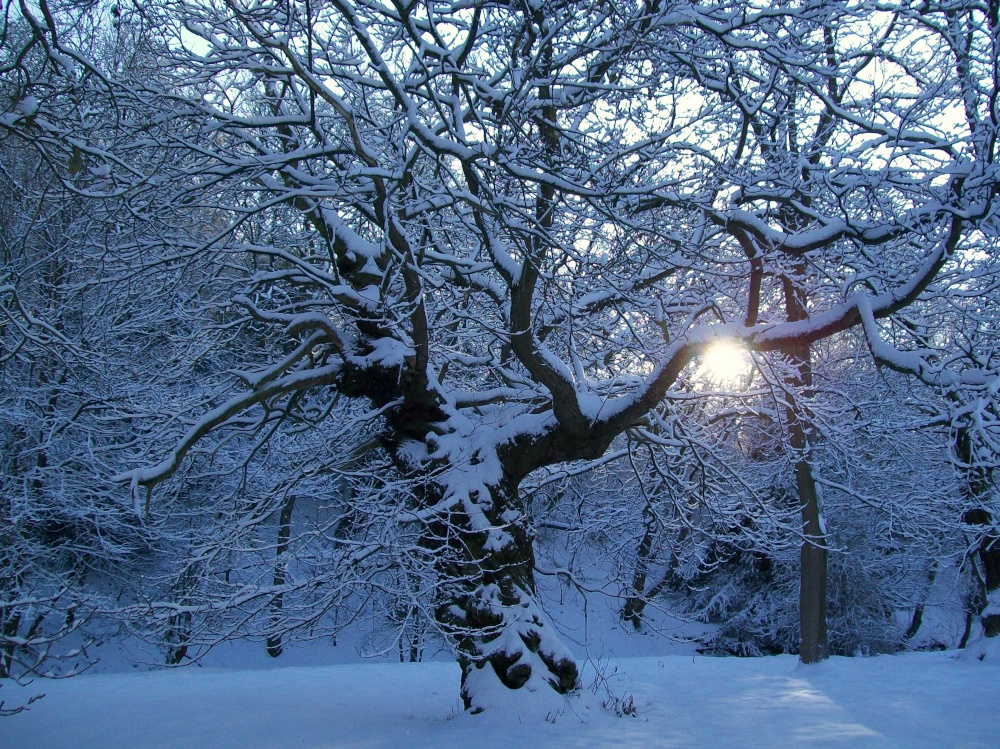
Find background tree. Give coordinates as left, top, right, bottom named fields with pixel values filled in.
left=0, top=10, right=150, bottom=686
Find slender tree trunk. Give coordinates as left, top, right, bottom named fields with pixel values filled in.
left=396, top=604, right=423, bottom=663
left=267, top=493, right=296, bottom=658
left=905, top=604, right=926, bottom=643
left=622, top=525, right=687, bottom=629
left=782, top=273, right=829, bottom=664
left=164, top=613, right=190, bottom=665
left=0, top=603, right=21, bottom=678
left=904, top=564, right=937, bottom=643
left=165, top=566, right=197, bottom=665
left=622, top=508, right=657, bottom=629
left=796, top=448, right=829, bottom=663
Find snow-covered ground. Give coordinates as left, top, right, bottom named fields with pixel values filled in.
left=3, top=638, right=998, bottom=748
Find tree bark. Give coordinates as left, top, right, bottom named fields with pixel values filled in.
left=432, top=479, right=578, bottom=712
left=0, top=603, right=21, bottom=678
left=267, top=493, right=296, bottom=658
left=956, top=428, right=1000, bottom=637
left=796, top=451, right=829, bottom=663
left=622, top=524, right=687, bottom=629
left=345, top=348, right=581, bottom=708
left=782, top=273, right=829, bottom=664
left=964, top=508, right=1000, bottom=637
left=904, top=564, right=937, bottom=643
left=622, top=506, right=658, bottom=629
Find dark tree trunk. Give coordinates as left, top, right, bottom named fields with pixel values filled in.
left=267, top=493, right=296, bottom=658
left=622, top=508, right=657, bottom=629
left=905, top=604, right=925, bottom=642
left=782, top=273, right=829, bottom=664
left=964, top=508, right=1000, bottom=637
left=165, top=567, right=197, bottom=665
left=347, top=351, right=581, bottom=709
left=956, top=428, right=1000, bottom=637
left=904, top=565, right=937, bottom=643
left=621, top=562, right=679, bottom=631
left=622, top=525, right=687, bottom=629
left=432, top=478, right=578, bottom=712
left=164, top=613, right=190, bottom=665
left=796, top=453, right=829, bottom=663
left=0, top=604, right=21, bottom=679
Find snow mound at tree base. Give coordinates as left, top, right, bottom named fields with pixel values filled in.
left=957, top=629, right=1000, bottom=663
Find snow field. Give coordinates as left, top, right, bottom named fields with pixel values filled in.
left=3, top=646, right=998, bottom=748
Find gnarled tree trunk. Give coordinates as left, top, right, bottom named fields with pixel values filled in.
left=430, top=476, right=578, bottom=712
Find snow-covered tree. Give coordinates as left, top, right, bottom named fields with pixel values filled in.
left=5, top=0, right=1000, bottom=710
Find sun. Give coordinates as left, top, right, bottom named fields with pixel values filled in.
left=699, top=341, right=752, bottom=387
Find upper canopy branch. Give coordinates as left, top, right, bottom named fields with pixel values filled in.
left=591, top=213, right=967, bottom=440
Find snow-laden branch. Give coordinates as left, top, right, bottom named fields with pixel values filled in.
left=115, top=363, right=344, bottom=506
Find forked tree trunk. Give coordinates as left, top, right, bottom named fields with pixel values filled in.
left=622, top=524, right=687, bottom=629
left=359, top=363, right=579, bottom=708
left=622, top=508, right=658, bottom=629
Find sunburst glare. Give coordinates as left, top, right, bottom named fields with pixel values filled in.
left=699, top=342, right=752, bottom=387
